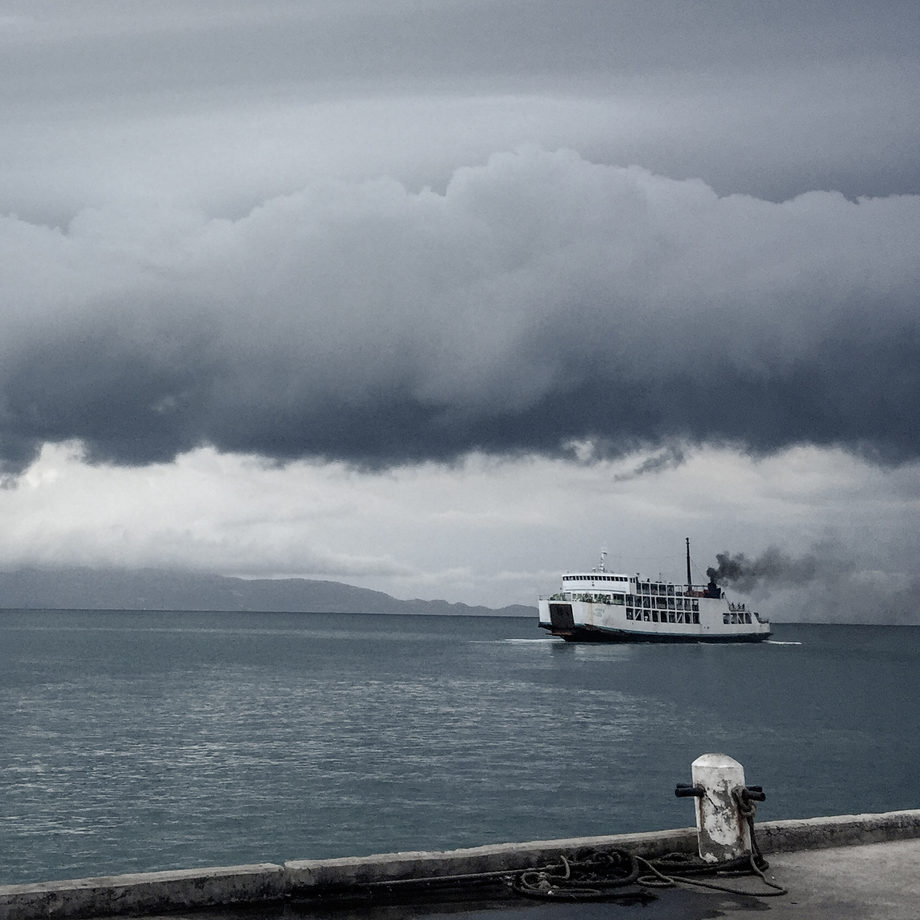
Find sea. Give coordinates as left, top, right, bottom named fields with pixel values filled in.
left=1, top=609, right=918, bottom=886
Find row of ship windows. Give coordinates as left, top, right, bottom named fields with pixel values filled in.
left=626, top=609, right=700, bottom=624
left=619, top=610, right=753, bottom=625
left=636, top=596, right=698, bottom=611
left=563, top=575, right=629, bottom=583
left=635, top=583, right=682, bottom=596
left=568, top=593, right=699, bottom=611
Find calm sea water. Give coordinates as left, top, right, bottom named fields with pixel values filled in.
left=1, top=610, right=918, bottom=885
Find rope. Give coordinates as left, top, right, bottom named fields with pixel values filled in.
left=512, top=796, right=786, bottom=902
left=511, top=848, right=655, bottom=903
left=512, top=845, right=786, bottom=901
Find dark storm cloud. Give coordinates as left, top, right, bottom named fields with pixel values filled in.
left=1, top=149, right=918, bottom=475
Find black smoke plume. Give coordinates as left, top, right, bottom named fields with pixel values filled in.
left=706, top=547, right=822, bottom=593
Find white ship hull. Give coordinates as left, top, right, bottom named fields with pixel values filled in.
left=538, top=546, right=771, bottom=643
left=538, top=596, right=770, bottom=643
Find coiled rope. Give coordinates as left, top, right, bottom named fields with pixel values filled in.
left=512, top=796, right=786, bottom=902
left=511, top=845, right=786, bottom=901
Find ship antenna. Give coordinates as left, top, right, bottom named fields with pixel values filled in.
left=686, top=537, right=692, bottom=588
left=599, top=548, right=607, bottom=573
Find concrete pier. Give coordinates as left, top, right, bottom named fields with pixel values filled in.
left=0, top=864, right=286, bottom=920
left=1, top=809, right=918, bottom=920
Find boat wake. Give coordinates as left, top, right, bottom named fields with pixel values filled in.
left=502, top=637, right=558, bottom=644
left=766, top=640, right=803, bottom=645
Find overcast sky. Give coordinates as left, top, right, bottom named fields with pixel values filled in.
left=1, top=1, right=918, bottom=622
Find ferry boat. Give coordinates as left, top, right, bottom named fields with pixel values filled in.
left=538, top=540, right=771, bottom=643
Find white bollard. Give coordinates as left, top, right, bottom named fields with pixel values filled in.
left=684, top=753, right=752, bottom=863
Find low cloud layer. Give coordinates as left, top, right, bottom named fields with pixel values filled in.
left=1, top=148, right=918, bottom=475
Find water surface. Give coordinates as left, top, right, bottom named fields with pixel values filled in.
left=2, top=611, right=918, bottom=884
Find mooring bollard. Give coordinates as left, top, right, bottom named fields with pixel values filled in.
left=675, top=753, right=766, bottom=863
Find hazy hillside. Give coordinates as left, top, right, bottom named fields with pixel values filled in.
left=0, top=567, right=534, bottom=617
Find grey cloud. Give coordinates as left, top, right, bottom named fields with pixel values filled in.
left=1, top=149, right=918, bottom=475
left=7, top=2, right=916, bottom=94
left=3, top=2, right=919, bottom=213
left=613, top=446, right=686, bottom=481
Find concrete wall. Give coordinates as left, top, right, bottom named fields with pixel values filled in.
left=0, top=864, right=285, bottom=920
left=2, top=809, right=918, bottom=920
left=756, top=809, right=920, bottom=853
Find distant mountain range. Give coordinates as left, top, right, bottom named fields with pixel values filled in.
left=0, top=566, right=535, bottom=617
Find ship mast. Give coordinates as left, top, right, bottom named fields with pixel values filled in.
left=686, top=537, right=692, bottom=588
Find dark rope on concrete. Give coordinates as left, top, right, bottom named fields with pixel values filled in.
left=512, top=800, right=787, bottom=903
left=511, top=848, right=656, bottom=903
left=511, top=845, right=786, bottom=901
